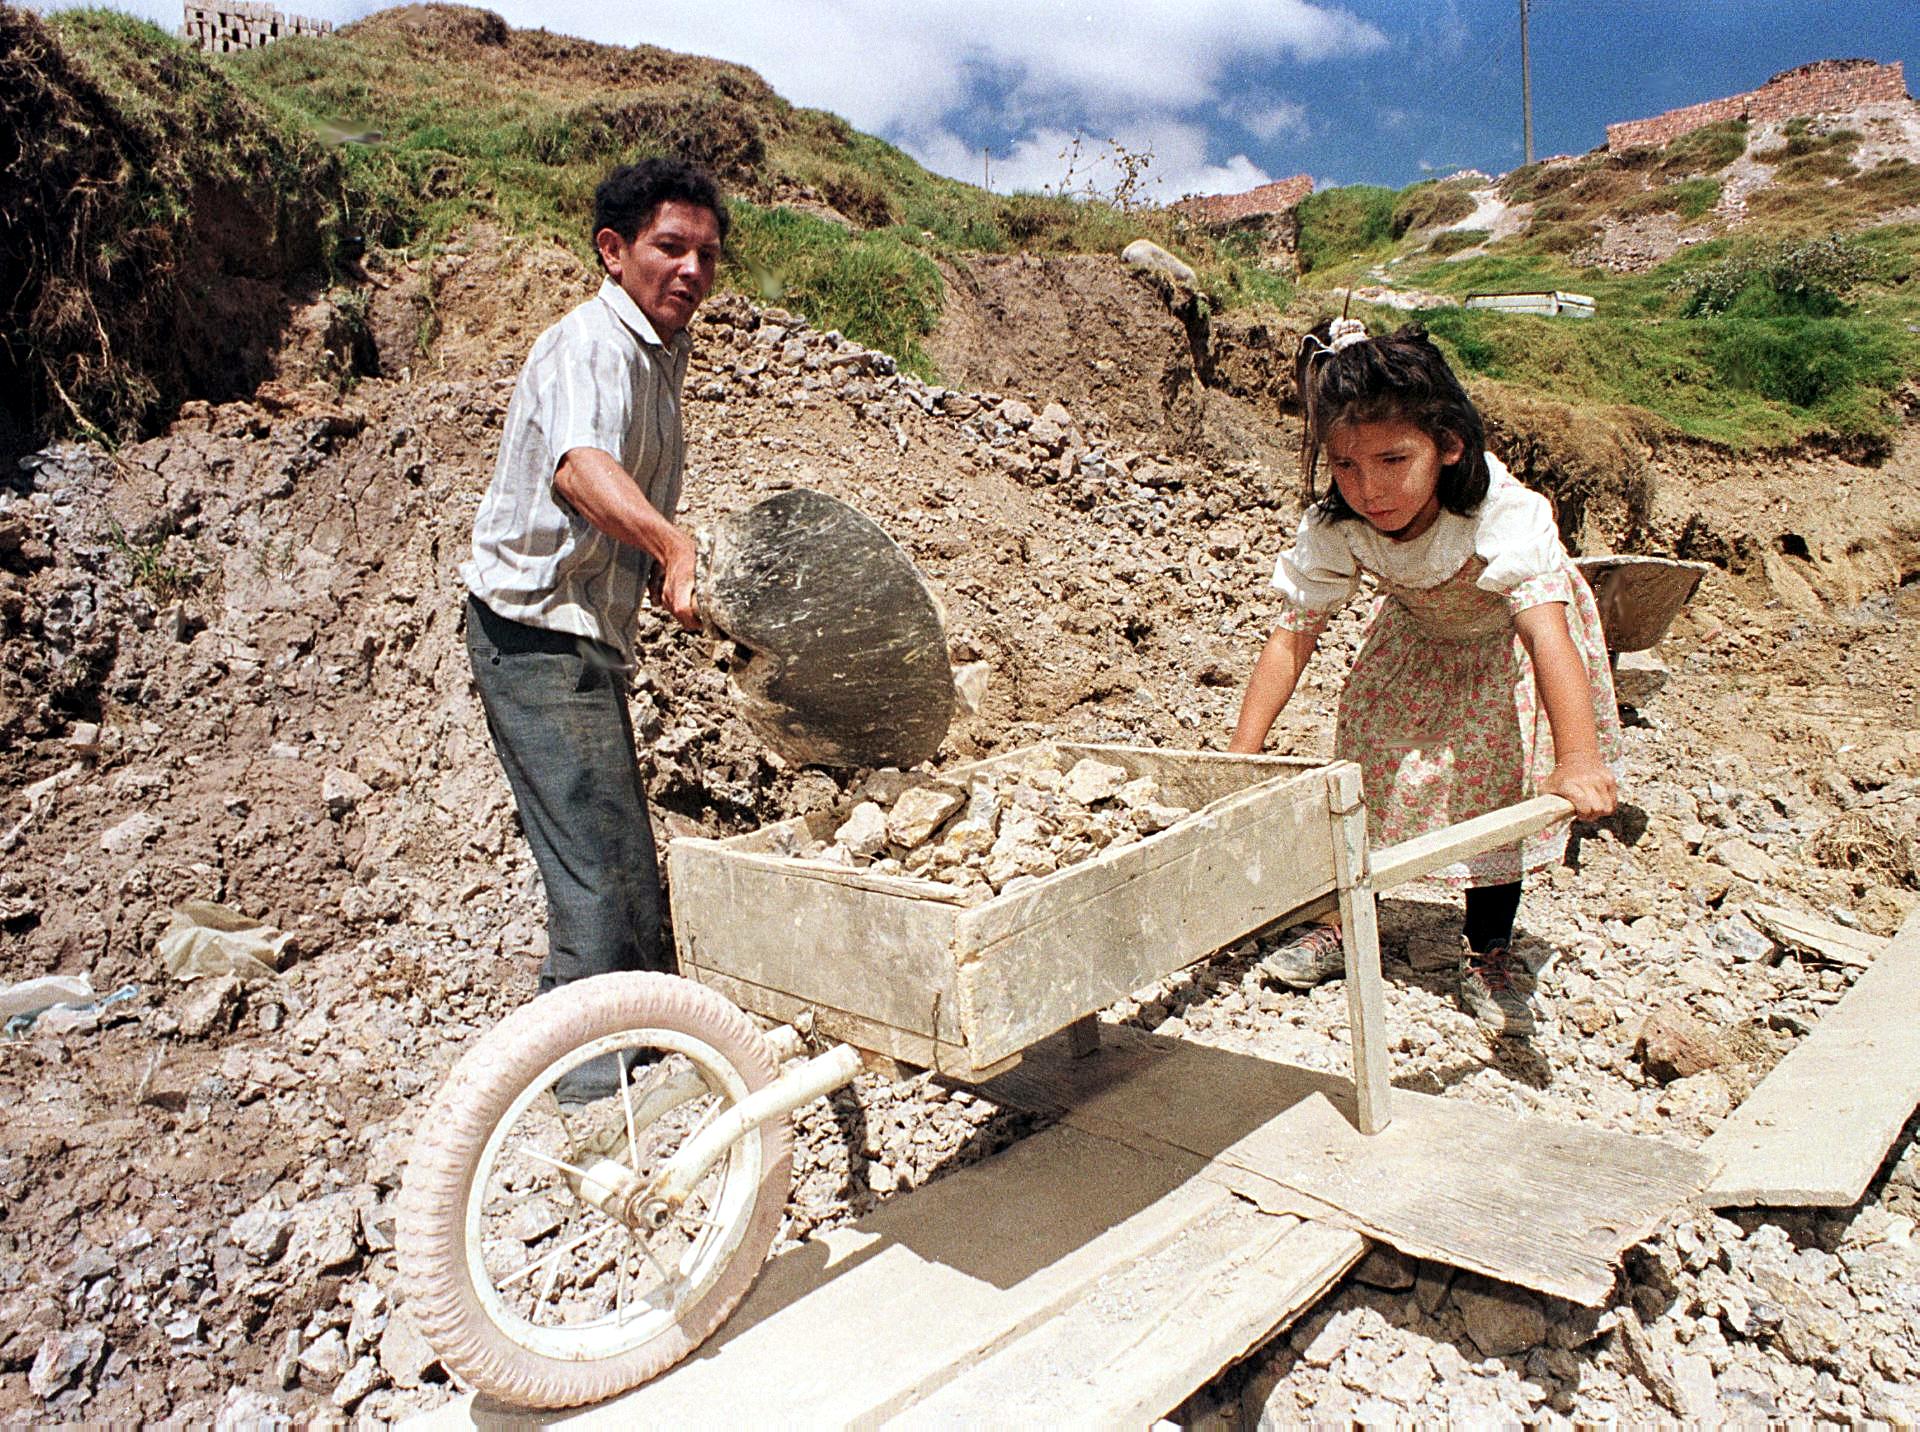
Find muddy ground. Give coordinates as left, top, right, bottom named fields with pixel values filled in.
left=1, top=233, right=1918, bottom=1425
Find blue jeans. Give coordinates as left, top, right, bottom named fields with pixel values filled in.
left=465, top=595, right=669, bottom=990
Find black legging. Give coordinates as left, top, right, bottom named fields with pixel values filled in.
left=1463, top=881, right=1522, bottom=953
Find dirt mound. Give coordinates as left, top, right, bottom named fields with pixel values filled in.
left=0, top=9, right=337, bottom=464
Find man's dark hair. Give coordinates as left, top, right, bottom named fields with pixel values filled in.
left=592, top=158, right=730, bottom=259
left=1296, top=318, right=1490, bottom=521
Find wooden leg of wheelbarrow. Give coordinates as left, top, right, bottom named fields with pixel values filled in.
left=1329, top=764, right=1393, bottom=1134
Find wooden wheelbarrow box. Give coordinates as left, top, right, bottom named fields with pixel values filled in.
left=668, top=745, right=1339, bottom=1081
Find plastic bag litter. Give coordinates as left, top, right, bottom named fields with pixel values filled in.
left=159, top=901, right=295, bottom=983
left=5, top=982, right=138, bottom=1039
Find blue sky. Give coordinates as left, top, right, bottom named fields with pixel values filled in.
left=61, top=0, right=1920, bottom=199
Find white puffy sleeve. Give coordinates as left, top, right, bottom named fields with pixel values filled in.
left=1473, top=460, right=1569, bottom=607
left=1271, top=510, right=1359, bottom=632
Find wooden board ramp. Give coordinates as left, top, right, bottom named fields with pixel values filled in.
left=1704, top=908, right=1920, bottom=1208
left=985, top=1025, right=1715, bottom=1306
left=415, top=1115, right=1364, bottom=1430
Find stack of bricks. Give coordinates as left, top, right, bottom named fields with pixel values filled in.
left=182, top=1, right=332, bottom=53
left=1606, top=59, right=1909, bottom=152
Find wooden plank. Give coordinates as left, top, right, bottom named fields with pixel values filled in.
left=668, top=839, right=964, bottom=1042
left=955, top=766, right=1339, bottom=1068
left=893, top=1210, right=1365, bottom=1427
left=1371, top=795, right=1573, bottom=890
left=987, top=1025, right=1715, bottom=1305
left=1704, top=909, right=1920, bottom=1207
left=1745, top=902, right=1885, bottom=970
left=1328, top=762, right=1392, bottom=1134
left=422, top=1119, right=1355, bottom=1429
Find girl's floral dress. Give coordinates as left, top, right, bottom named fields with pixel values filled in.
left=1272, top=455, right=1621, bottom=886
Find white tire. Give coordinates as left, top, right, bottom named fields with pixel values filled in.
left=396, top=972, right=792, bottom=1409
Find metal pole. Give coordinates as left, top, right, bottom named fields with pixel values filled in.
left=1520, top=0, right=1534, bottom=164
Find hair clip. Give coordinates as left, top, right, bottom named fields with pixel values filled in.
left=1328, top=317, right=1368, bottom=351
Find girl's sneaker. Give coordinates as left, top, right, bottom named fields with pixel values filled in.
left=1259, top=922, right=1346, bottom=988
left=1458, top=943, right=1536, bottom=1037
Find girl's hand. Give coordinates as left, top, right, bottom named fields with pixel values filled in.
left=1543, top=754, right=1617, bottom=821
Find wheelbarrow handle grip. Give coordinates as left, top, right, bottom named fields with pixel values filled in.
left=1370, top=795, right=1576, bottom=891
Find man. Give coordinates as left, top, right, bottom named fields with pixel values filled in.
left=460, top=158, right=724, bottom=1099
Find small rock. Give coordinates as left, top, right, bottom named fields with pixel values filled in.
left=176, top=974, right=242, bottom=1040
left=1352, top=1244, right=1417, bottom=1291
left=288, top=1193, right=365, bottom=1271
left=833, top=802, right=890, bottom=859
left=1062, top=757, right=1129, bottom=805
left=230, top=1205, right=294, bottom=1264
left=27, top=1327, right=103, bottom=1398
left=1452, top=1279, right=1547, bottom=1357
left=951, top=660, right=990, bottom=715
left=297, top=1327, right=347, bottom=1383
left=886, top=783, right=966, bottom=849
left=377, top=1304, right=441, bottom=1391
left=1711, top=838, right=1780, bottom=886
left=1612, top=650, right=1671, bottom=706
left=1636, top=1004, right=1727, bottom=1082
left=99, top=812, right=162, bottom=855
left=322, top=767, right=373, bottom=819
left=1295, top=1309, right=1353, bottom=1368
left=331, top=1355, right=382, bottom=1409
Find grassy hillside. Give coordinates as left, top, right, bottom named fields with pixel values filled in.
left=12, top=1, right=1920, bottom=459
left=1293, top=117, right=1920, bottom=454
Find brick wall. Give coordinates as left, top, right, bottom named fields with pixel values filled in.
left=182, top=0, right=331, bottom=53
left=1176, top=174, right=1314, bottom=226
left=1606, top=58, right=1908, bottom=151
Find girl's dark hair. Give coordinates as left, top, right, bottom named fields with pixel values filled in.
left=1295, top=318, right=1489, bottom=521
left=592, top=158, right=730, bottom=262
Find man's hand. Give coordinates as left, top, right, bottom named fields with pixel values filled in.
left=1542, top=753, right=1617, bottom=821
left=652, top=527, right=700, bottom=630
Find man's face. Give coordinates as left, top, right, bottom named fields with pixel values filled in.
left=596, top=199, right=722, bottom=340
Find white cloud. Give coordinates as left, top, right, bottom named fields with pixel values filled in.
left=1240, top=101, right=1312, bottom=143
left=559, top=0, right=1383, bottom=199
left=616, top=1, right=1386, bottom=138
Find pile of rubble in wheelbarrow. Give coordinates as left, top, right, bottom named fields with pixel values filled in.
left=769, top=747, right=1194, bottom=899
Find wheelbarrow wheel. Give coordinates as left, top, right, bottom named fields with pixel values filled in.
left=397, top=972, right=792, bottom=1409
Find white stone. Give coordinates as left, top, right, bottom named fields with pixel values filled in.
left=99, top=812, right=162, bottom=854
left=834, top=802, right=890, bottom=858
left=1120, top=238, right=1198, bottom=286
left=887, top=784, right=966, bottom=849
left=952, top=660, right=990, bottom=715
left=1062, top=757, right=1129, bottom=805
left=322, top=767, right=373, bottom=818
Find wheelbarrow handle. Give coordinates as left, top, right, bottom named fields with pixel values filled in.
left=1370, top=795, right=1576, bottom=891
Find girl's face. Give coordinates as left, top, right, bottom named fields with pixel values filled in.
left=1324, top=418, right=1464, bottom=541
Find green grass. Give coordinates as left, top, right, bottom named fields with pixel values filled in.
left=1294, top=186, right=1399, bottom=274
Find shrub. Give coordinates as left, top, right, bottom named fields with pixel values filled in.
left=1673, top=236, right=1872, bottom=317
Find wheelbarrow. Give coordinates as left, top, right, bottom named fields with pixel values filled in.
left=393, top=750, right=1579, bottom=1409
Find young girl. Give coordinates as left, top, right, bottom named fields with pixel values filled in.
left=1229, top=316, right=1619, bottom=1036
